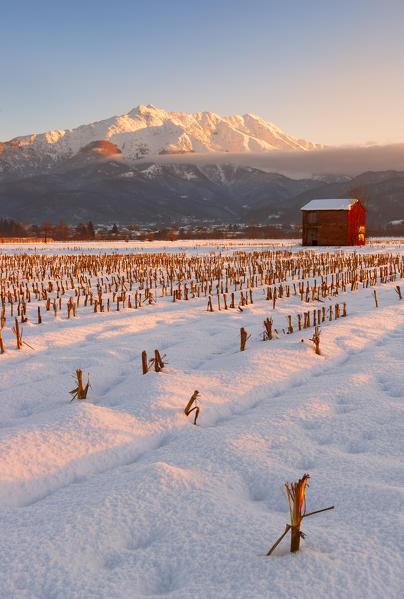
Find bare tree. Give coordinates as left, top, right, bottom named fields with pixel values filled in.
left=348, top=185, right=370, bottom=211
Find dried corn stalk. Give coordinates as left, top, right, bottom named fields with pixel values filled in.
left=285, top=473, right=310, bottom=552
left=240, top=327, right=250, bottom=351
left=12, top=317, right=23, bottom=350
left=154, top=349, right=166, bottom=372
left=263, top=317, right=273, bottom=340
left=11, top=317, right=34, bottom=350
left=70, top=369, right=91, bottom=400
left=309, top=326, right=321, bottom=355
left=184, top=390, right=200, bottom=425
left=267, top=474, right=334, bottom=556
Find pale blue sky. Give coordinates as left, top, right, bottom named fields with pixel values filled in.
left=1, top=0, right=403, bottom=145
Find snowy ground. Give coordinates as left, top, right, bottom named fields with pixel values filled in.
left=0, top=241, right=403, bottom=599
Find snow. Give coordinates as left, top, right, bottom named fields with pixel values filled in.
left=119, top=171, right=135, bottom=178
left=140, top=164, right=161, bottom=178
left=7, top=105, right=322, bottom=162
left=181, top=171, right=198, bottom=180
left=301, top=199, right=356, bottom=211
left=0, top=239, right=403, bottom=599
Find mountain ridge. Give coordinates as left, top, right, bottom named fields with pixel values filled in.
left=1, top=105, right=322, bottom=174
left=1, top=107, right=402, bottom=232
left=0, top=143, right=402, bottom=230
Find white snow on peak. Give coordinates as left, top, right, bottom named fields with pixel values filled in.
left=141, top=164, right=161, bottom=178
left=7, top=105, right=322, bottom=161
left=182, top=171, right=198, bottom=180
left=301, top=198, right=357, bottom=211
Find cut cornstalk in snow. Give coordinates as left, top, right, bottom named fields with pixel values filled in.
left=69, top=369, right=91, bottom=401
left=395, top=286, right=402, bottom=300
left=0, top=329, right=4, bottom=354
left=309, top=326, right=321, bottom=355
left=142, top=350, right=147, bottom=375
left=287, top=473, right=310, bottom=552
left=154, top=349, right=166, bottom=372
left=263, top=317, right=273, bottom=341
left=240, top=327, right=250, bottom=351
left=12, top=317, right=23, bottom=350
left=141, top=350, right=156, bottom=374
left=184, top=390, right=200, bottom=425
left=266, top=474, right=334, bottom=556
left=373, top=290, right=379, bottom=308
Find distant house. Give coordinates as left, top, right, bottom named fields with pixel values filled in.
left=301, top=199, right=366, bottom=246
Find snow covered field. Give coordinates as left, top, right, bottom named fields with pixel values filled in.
left=0, top=240, right=403, bottom=599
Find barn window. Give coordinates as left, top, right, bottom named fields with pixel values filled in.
left=307, top=212, right=317, bottom=224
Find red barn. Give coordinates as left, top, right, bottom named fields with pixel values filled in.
left=301, top=198, right=366, bottom=246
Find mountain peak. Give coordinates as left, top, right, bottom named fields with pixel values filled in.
left=129, top=104, right=163, bottom=116
left=2, top=106, right=323, bottom=165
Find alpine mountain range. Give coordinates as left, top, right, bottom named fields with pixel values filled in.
left=1, top=104, right=403, bottom=230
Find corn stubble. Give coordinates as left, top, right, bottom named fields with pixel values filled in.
left=184, top=390, right=200, bottom=425
left=69, top=369, right=91, bottom=400
left=267, top=474, right=334, bottom=556
left=286, top=474, right=310, bottom=552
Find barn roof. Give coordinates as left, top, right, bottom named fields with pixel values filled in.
left=301, top=198, right=356, bottom=211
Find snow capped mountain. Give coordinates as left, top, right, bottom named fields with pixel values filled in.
left=2, top=105, right=322, bottom=169
left=1, top=106, right=402, bottom=231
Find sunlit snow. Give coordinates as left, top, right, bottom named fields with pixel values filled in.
left=0, top=239, right=403, bottom=599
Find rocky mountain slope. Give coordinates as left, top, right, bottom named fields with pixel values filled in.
left=0, top=142, right=318, bottom=224
left=0, top=141, right=402, bottom=229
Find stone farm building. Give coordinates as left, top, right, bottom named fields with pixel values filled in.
left=301, top=199, right=366, bottom=246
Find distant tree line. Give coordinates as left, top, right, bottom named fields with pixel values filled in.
left=0, top=218, right=28, bottom=237
left=1, top=217, right=403, bottom=240
left=0, top=219, right=96, bottom=240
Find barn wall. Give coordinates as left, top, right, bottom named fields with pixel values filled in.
left=348, top=203, right=366, bottom=245
left=302, top=210, right=349, bottom=245
left=318, top=211, right=348, bottom=245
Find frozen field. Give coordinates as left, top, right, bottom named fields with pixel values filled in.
left=0, top=240, right=403, bottom=599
